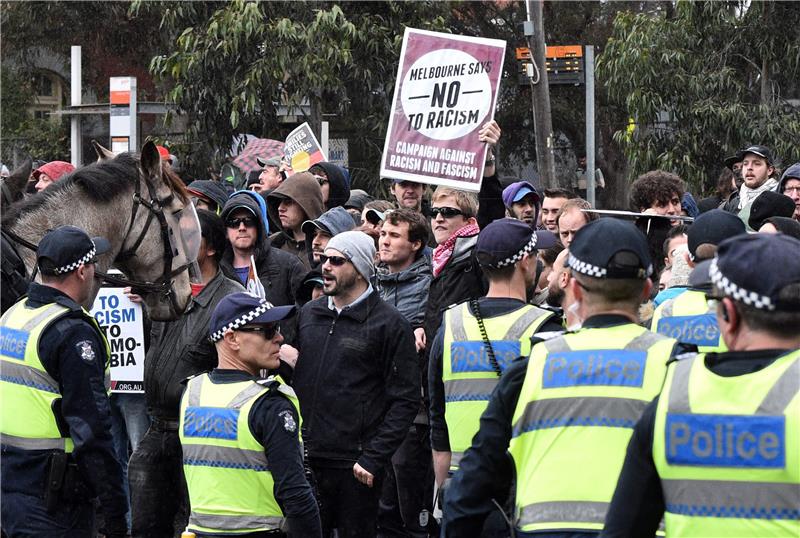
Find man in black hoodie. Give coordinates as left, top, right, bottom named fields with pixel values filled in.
left=309, top=161, right=351, bottom=210
left=220, top=191, right=304, bottom=307
left=267, top=172, right=325, bottom=270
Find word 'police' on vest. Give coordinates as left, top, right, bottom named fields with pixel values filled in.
left=184, top=407, right=239, bottom=440
left=451, top=340, right=521, bottom=373
left=666, top=413, right=785, bottom=468
left=543, top=350, right=647, bottom=388
left=657, top=314, right=720, bottom=347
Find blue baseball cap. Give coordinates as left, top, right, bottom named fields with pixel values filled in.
left=37, top=225, right=110, bottom=276
left=209, top=293, right=295, bottom=342
left=502, top=181, right=540, bottom=209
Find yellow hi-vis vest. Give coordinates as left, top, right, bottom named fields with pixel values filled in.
left=653, top=350, right=800, bottom=537
left=652, top=289, right=727, bottom=353
left=0, top=299, right=109, bottom=452
left=180, top=373, right=300, bottom=535
left=509, top=323, right=676, bottom=533
left=442, top=302, right=552, bottom=470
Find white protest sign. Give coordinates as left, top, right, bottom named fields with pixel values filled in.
left=284, top=122, right=327, bottom=172
left=381, top=28, right=506, bottom=192
left=90, top=288, right=145, bottom=393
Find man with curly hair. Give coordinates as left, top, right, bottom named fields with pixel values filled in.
left=630, top=170, right=685, bottom=226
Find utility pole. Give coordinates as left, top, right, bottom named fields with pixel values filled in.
left=526, top=0, right=557, bottom=189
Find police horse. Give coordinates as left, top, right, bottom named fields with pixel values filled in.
left=1, top=141, right=199, bottom=320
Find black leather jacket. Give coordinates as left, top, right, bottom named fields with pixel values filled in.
left=143, top=270, right=243, bottom=419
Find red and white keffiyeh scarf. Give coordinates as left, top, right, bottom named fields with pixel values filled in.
left=432, top=223, right=480, bottom=277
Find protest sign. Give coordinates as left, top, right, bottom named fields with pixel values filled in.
left=90, top=288, right=145, bottom=393
left=381, top=28, right=506, bottom=192
left=284, top=122, right=327, bottom=172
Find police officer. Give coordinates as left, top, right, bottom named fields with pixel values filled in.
left=0, top=225, right=128, bottom=537
left=430, top=219, right=560, bottom=480
left=604, top=233, right=800, bottom=537
left=442, top=218, right=682, bottom=537
left=651, top=209, right=746, bottom=352
left=179, top=292, right=321, bottom=537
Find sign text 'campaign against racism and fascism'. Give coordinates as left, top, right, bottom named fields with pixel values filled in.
left=90, top=288, right=145, bottom=393
left=381, top=28, right=506, bottom=192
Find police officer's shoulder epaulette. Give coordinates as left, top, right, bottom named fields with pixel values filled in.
left=667, top=351, right=698, bottom=367
left=180, top=372, right=206, bottom=386
left=53, top=294, right=83, bottom=313
left=531, top=330, right=564, bottom=344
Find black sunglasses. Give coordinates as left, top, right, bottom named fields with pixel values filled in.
left=430, top=206, right=464, bottom=219
left=313, top=174, right=329, bottom=186
left=226, top=216, right=257, bottom=228
left=237, top=324, right=281, bottom=339
left=319, top=254, right=349, bottom=266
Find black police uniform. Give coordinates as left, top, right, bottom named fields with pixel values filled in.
left=1, top=282, right=128, bottom=537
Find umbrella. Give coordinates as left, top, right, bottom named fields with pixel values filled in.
left=232, top=138, right=285, bottom=173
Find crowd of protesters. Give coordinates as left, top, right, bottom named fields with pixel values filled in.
left=1, top=123, right=799, bottom=538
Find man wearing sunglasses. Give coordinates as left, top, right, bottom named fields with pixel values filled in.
left=605, top=233, right=800, bottom=537
left=291, top=231, right=419, bottom=538
left=220, top=191, right=304, bottom=308
left=308, top=162, right=351, bottom=210
left=180, top=293, right=322, bottom=537
left=1, top=226, right=129, bottom=537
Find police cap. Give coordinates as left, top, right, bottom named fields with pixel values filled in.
left=567, top=219, right=652, bottom=279
left=209, top=292, right=296, bottom=342
left=37, top=225, right=110, bottom=276
left=710, top=234, right=800, bottom=311
left=475, top=218, right=537, bottom=268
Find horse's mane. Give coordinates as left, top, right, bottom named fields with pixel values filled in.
left=2, top=152, right=187, bottom=227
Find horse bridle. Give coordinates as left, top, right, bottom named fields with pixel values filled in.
left=5, top=171, right=193, bottom=314
left=97, top=172, right=193, bottom=313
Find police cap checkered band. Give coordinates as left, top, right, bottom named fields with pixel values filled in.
left=209, top=292, right=296, bottom=342
left=476, top=218, right=538, bottom=268
left=495, top=233, right=537, bottom=268
left=567, top=253, right=607, bottom=277
left=709, top=234, right=800, bottom=312
left=709, top=258, right=774, bottom=311
left=51, top=245, right=97, bottom=275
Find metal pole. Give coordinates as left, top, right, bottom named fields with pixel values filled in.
left=129, top=78, right=138, bottom=152
left=70, top=46, right=82, bottom=166
left=585, top=45, right=596, bottom=207
left=321, top=121, right=329, bottom=158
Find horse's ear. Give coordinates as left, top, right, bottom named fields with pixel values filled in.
left=140, top=140, right=162, bottom=181
left=92, top=140, right=115, bottom=161
left=8, top=157, right=32, bottom=188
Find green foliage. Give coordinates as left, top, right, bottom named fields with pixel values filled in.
left=598, top=1, right=800, bottom=194
left=1, top=68, right=32, bottom=136
left=0, top=67, right=68, bottom=163
left=133, top=1, right=449, bottom=191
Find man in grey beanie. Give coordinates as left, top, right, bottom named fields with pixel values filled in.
left=291, top=229, right=420, bottom=537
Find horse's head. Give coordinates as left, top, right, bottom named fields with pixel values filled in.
left=113, top=141, right=197, bottom=321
